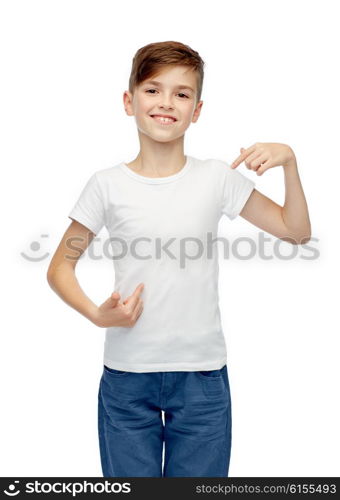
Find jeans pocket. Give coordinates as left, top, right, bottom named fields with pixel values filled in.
left=196, top=366, right=227, bottom=399
left=197, top=368, right=223, bottom=380
left=103, top=365, right=130, bottom=376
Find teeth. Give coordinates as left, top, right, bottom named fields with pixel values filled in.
left=153, top=116, right=175, bottom=123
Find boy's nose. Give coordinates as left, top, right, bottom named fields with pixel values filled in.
left=159, top=98, right=174, bottom=109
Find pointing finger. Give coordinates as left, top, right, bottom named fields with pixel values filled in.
left=124, top=283, right=144, bottom=311
left=231, top=146, right=255, bottom=169
left=231, top=147, right=245, bottom=168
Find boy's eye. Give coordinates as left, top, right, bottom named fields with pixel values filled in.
left=145, top=89, right=189, bottom=98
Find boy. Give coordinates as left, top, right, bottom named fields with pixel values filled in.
left=47, top=41, right=311, bottom=477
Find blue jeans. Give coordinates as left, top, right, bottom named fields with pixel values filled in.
left=98, top=364, right=232, bottom=477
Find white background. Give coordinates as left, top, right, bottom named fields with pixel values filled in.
left=1, top=0, right=339, bottom=477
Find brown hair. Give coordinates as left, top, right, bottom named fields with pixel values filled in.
left=128, top=41, right=205, bottom=104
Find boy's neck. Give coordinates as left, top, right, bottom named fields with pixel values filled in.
left=126, top=149, right=187, bottom=178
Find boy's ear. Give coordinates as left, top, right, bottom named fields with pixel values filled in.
left=123, top=90, right=134, bottom=116
left=192, top=100, right=203, bottom=123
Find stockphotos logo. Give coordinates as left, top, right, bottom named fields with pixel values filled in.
left=3, top=480, right=20, bottom=496
left=2, top=480, right=132, bottom=496
left=21, top=231, right=319, bottom=268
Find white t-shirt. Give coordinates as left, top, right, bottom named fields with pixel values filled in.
left=68, top=155, right=255, bottom=372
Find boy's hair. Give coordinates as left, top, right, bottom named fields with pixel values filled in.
left=128, top=41, right=205, bottom=104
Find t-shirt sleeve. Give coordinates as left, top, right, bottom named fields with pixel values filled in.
left=68, top=172, right=105, bottom=235
left=221, top=162, right=256, bottom=220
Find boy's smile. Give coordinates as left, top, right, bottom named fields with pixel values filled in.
left=150, top=114, right=177, bottom=125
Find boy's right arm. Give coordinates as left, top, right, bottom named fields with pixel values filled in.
left=46, top=220, right=100, bottom=325
left=47, top=220, right=144, bottom=328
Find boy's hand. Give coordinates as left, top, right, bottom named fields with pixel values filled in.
left=230, top=142, right=296, bottom=176
left=94, top=283, right=144, bottom=328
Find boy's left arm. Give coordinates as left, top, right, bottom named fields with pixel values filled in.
left=230, top=142, right=312, bottom=245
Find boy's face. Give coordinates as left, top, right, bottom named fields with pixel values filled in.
left=123, top=65, right=203, bottom=143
